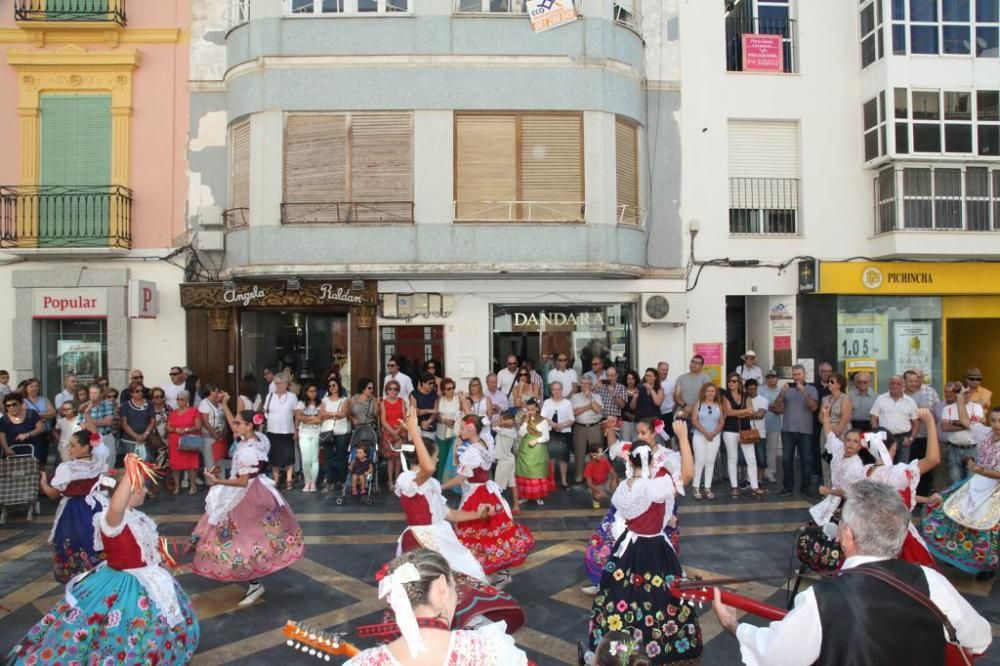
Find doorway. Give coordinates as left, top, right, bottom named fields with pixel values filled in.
left=380, top=325, right=445, bottom=384
left=947, top=318, right=1000, bottom=386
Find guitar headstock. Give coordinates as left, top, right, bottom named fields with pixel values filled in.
left=668, top=576, right=713, bottom=606
left=283, top=620, right=361, bottom=661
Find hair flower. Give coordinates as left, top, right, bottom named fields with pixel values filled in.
left=252, top=413, right=265, bottom=426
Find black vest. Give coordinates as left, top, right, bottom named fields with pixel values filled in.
left=814, top=559, right=946, bottom=666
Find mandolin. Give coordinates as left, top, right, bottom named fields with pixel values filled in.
left=282, top=620, right=361, bottom=661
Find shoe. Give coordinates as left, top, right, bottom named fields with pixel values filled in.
left=188, top=487, right=197, bottom=496
left=512, top=507, right=521, bottom=516
left=591, top=500, right=600, bottom=509
left=766, top=474, right=778, bottom=484
left=181, top=479, right=189, bottom=489
left=352, top=489, right=358, bottom=496
left=518, top=498, right=528, bottom=505
left=705, top=490, right=715, bottom=500
left=777, top=489, right=793, bottom=498
left=490, top=570, right=512, bottom=589
left=196, top=478, right=204, bottom=486
left=580, top=585, right=600, bottom=596
left=535, top=499, right=544, bottom=506
left=693, top=489, right=703, bottom=500
left=238, top=582, right=264, bottom=607
left=730, top=488, right=740, bottom=499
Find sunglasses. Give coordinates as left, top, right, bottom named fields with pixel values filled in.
left=444, top=386, right=455, bottom=391
left=328, top=382, right=338, bottom=387
left=728, top=379, right=739, bottom=383
left=968, top=376, right=983, bottom=381
left=387, top=363, right=398, bottom=368
left=518, top=373, right=529, bottom=377
left=169, top=371, right=181, bottom=376
left=507, top=362, right=518, bottom=366
left=132, top=389, right=143, bottom=394
left=5, top=403, right=19, bottom=409
left=558, top=358, right=568, bottom=362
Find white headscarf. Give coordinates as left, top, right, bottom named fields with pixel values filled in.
left=864, top=431, right=892, bottom=468
left=378, top=562, right=425, bottom=658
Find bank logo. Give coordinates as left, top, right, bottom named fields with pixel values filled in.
left=862, top=267, right=883, bottom=290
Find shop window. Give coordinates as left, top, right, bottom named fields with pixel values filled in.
left=380, top=326, right=445, bottom=386
left=38, top=319, right=108, bottom=397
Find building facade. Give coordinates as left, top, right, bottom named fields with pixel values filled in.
left=680, top=0, right=1000, bottom=391
left=185, top=0, right=688, bottom=395
left=0, top=1, right=190, bottom=392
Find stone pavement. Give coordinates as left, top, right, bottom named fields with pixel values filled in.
left=0, top=484, right=997, bottom=665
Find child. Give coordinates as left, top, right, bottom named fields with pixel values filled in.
left=352, top=445, right=373, bottom=495
left=0, top=369, right=10, bottom=398
left=584, top=442, right=618, bottom=509
left=494, top=408, right=520, bottom=508
left=583, top=631, right=652, bottom=666
left=55, top=401, right=82, bottom=462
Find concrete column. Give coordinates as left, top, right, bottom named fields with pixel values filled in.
left=249, top=110, right=283, bottom=227
left=413, top=110, right=454, bottom=224
left=584, top=111, right=616, bottom=226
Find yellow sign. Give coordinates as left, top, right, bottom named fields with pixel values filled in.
left=820, top=262, right=1000, bottom=295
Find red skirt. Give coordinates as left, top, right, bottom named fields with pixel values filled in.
left=455, top=485, right=535, bottom=574
left=515, top=461, right=557, bottom=500
left=900, top=528, right=936, bottom=568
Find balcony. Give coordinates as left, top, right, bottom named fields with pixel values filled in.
left=728, top=177, right=799, bottom=235
left=0, top=185, right=132, bottom=250
left=224, top=207, right=249, bottom=229
left=14, top=0, right=126, bottom=26
left=281, top=201, right=414, bottom=224
left=725, top=15, right=798, bottom=74
left=454, top=200, right=586, bottom=223
left=874, top=167, right=1000, bottom=235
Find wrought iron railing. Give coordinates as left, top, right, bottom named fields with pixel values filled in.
left=223, top=207, right=250, bottom=229
left=0, top=185, right=132, bottom=249
left=14, top=0, right=126, bottom=25
left=725, top=15, right=797, bottom=73
left=874, top=167, right=1000, bottom=233
left=454, top=200, right=586, bottom=222
left=728, top=177, right=799, bottom=235
left=281, top=201, right=414, bottom=224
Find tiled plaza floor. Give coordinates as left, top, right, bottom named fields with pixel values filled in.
left=0, top=483, right=997, bottom=665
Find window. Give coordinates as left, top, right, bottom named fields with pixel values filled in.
left=725, top=0, right=797, bottom=73
left=727, top=120, right=800, bottom=234
left=894, top=88, right=998, bottom=156
left=889, top=0, right=998, bottom=56
left=863, top=92, right=888, bottom=161
left=455, top=0, right=527, bottom=12
left=230, top=120, right=250, bottom=213
left=860, top=0, right=885, bottom=67
left=283, top=113, right=413, bottom=223
left=615, top=117, right=640, bottom=225
left=286, top=0, right=408, bottom=14
left=454, top=112, right=584, bottom=222
left=874, top=165, right=1000, bottom=231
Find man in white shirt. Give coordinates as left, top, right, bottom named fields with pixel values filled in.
left=496, top=355, right=520, bottom=398
left=485, top=373, right=510, bottom=429
left=713, top=480, right=991, bottom=665
left=53, top=373, right=78, bottom=409
left=570, top=377, right=604, bottom=484
left=382, top=357, right=414, bottom=402
left=940, top=381, right=986, bottom=484
left=735, top=350, right=764, bottom=384
left=657, top=361, right=677, bottom=436
left=870, top=375, right=919, bottom=462
left=547, top=352, right=578, bottom=397
left=161, top=366, right=186, bottom=410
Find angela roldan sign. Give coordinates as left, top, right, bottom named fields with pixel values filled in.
left=220, top=283, right=364, bottom=306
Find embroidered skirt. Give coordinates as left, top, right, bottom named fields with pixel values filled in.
left=51, top=496, right=105, bottom=584
left=190, top=478, right=305, bottom=581
left=6, top=565, right=199, bottom=665
left=922, top=478, right=1000, bottom=574
left=590, top=533, right=702, bottom=664
left=454, top=484, right=534, bottom=574
left=586, top=504, right=682, bottom=586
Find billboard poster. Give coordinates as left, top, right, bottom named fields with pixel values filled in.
left=527, top=0, right=578, bottom=32
left=742, top=34, right=784, bottom=72
left=894, top=321, right=933, bottom=380
left=57, top=341, right=104, bottom=386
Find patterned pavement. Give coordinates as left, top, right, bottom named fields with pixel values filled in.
left=1, top=484, right=998, bottom=665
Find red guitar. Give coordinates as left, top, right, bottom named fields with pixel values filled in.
left=669, top=578, right=979, bottom=666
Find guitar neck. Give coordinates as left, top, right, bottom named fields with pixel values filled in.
left=716, top=589, right=787, bottom=622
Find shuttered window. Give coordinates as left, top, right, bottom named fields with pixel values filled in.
left=727, top=120, right=800, bottom=234
left=454, top=112, right=584, bottom=222
left=283, top=112, right=413, bottom=223
left=230, top=120, right=251, bottom=211
left=615, top=116, right=639, bottom=225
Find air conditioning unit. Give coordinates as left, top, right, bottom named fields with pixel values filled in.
left=198, top=206, right=224, bottom=229
left=194, top=230, right=224, bottom=252
left=640, top=293, right=687, bottom=324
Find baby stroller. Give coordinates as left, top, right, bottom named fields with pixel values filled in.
left=335, top=424, right=379, bottom=506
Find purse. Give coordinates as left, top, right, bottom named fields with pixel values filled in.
left=739, top=427, right=761, bottom=444
left=179, top=434, right=203, bottom=452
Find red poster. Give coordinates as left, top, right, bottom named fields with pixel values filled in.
left=693, top=343, right=723, bottom=365
left=742, top=34, right=784, bottom=72
left=773, top=335, right=792, bottom=351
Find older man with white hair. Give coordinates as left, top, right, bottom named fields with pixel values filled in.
left=713, top=480, right=991, bottom=664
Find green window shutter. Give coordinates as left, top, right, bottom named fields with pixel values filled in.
left=40, top=94, right=112, bottom=246
left=45, top=1, right=109, bottom=20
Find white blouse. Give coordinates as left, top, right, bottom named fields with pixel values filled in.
left=264, top=391, right=297, bottom=434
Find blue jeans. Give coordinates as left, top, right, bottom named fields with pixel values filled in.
left=320, top=432, right=350, bottom=487
left=947, top=443, right=977, bottom=485
left=781, top=431, right=813, bottom=493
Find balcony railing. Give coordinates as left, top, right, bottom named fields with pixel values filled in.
left=224, top=207, right=250, bottom=229
left=228, top=0, right=249, bottom=29
left=725, top=15, right=797, bottom=74
left=1, top=185, right=132, bottom=249
left=454, top=200, right=586, bottom=223
left=874, top=167, right=1000, bottom=234
left=281, top=201, right=414, bottom=224
left=728, top=177, right=799, bottom=235
left=14, top=0, right=126, bottom=25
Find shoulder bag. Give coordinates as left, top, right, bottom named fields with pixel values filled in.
left=736, top=393, right=760, bottom=444
left=179, top=434, right=203, bottom=452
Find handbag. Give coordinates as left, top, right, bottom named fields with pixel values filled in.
left=179, top=434, right=203, bottom=452
left=739, top=427, right=761, bottom=444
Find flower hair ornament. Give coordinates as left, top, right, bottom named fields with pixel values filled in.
left=252, top=413, right=265, bottom=426
left=377, top=562, right=425, bottom=658
left=89, top=432, right=102, bottom=445
left=605, top=636, right=642, bottom=666
left=653, top=418, right=666, bottom=436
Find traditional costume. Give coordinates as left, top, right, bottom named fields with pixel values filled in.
left=922, top=422, right=1000, bottom=574
left=454, top=425, right=534, bottom=574
left=796, top=432, right=867, bottom=572
left=7, top=484, right=199, bottom=664
left=590, top=446, right=701, bottom=663
left=514, top=414, right=554, bottom=501
left=47, top=452, right=109, bottom=582
left=190, top=435, right=304, bottom=581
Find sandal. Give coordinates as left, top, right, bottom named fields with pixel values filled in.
left=730, top=488, right=740, bottom=499
left=753, top=488, right=767, bottom=499
left=188, top=487, right=197, bottom=495
left=693, top=489, right=703, bottom=500
left=285, top=483, right=294, bottom=491
left=705, top=490, right=715, bottom=500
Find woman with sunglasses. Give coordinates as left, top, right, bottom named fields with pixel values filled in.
left=120, top=381, right=156, bottom=466
left=319, top=377, right=350, bottom=491
left=423, top=359, right=443, bottom=394
left=436, top=379, right=462, bottom=487
left=721, top=373, right=764, bottom=499
left=165, top=390, right=202, bottom=495
left=0, top=393, right=47, bottom=460
left=381, top=379, right=407, bottom=491
left=511, top=369, right=539, bottom=412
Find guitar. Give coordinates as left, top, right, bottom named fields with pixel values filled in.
left=669, top=578, right=979, bottom=666
left=282, top=620, right=361, bottom=661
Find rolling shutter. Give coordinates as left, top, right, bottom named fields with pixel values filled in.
left=728, top=120, right=799, bottom=209
left=454, top=114, right=517, bottom=221
left=283, top=114, right=347, bottom=204
left=520, top=113, right=584, bottom=221
left=615, top=116, right=639, bottom=225
left=350, top=113, right=413, bottom=204
left=230, top=120, right=251, bottom=210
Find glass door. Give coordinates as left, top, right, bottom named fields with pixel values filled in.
left=38, top=318, right=107, bottom=396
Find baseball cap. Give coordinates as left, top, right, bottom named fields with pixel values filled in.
left=765, top=368, right=778, bottom=377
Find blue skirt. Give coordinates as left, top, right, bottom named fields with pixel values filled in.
left=7, top=565, right=200, bottom=665
left=52, top=496, right=105, bottom=584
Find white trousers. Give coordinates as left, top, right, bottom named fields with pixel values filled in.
left=722, top=431, right=759, bottom=490
left=692, top=430, right=721, bottom=490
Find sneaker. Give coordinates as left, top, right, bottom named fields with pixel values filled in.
left=535, top=499, right=544, bottom=506
left=580, top=585, right=600, bottom=596
left=238, top=582, right=264, bottom=607
left=181, top=479, right=189, bottom=489
left=777, top=489, right=793, bottom=498
left=490, top=570, right=512, bottom=589
left=195, top=477, right=204, bottom=486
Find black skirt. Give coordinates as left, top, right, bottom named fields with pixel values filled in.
left=268, top=432, right=296, bottom=468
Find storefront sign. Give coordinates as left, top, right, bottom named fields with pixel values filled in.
left=33, top=288, right=106, bottom=319
left=512, top=311, right=607, bottom=329
left=894, top=321, right=933, bottom=380
left=128, top=280, right=158, bottom=319
left=223, top=285, right=267, bottom=306
left=819, top=261, right=1000, bottom=295
left=838, top=324, right=883, bottom=359
left=769, top=301, right=795, bottom=369
left=742, top=34, right=784, bottom=72
left=180, top=280, right=371, bottom=309
left=527, top=0, right=578, bottom=32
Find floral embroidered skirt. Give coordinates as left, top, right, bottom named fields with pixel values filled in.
left=795, top=522, right=845, bottom=573
left=585, top=506, right=682, bottom=586
left=190, top=480, right=305, bottom=581
left=52, top=496, right=105, bottom=584
left=922, top=479, right=1000, bottom=574
left=590, top=534, right=701, bottom=664
left=455, top=485, right=534, bottom=574
left=6, top=565, right=199, bottom=665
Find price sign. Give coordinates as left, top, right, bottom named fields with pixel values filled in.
left=838, top=324, right=883, bottom=359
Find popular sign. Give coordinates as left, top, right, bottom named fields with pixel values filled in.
left=33, top=288, right=107, bottom=319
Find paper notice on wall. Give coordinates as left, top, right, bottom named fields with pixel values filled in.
left=693, top=342, right=724, bottom=385
left=894, top=321, right=933, bottom=380
left=527, top=0, right=578, bottom=32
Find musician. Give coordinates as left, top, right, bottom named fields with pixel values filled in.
left=712, top=480, right=991, bottom=665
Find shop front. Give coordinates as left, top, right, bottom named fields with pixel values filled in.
left=179, top=279, right=377, bottom=398
left=815, top=261, right=1000, bottom=393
